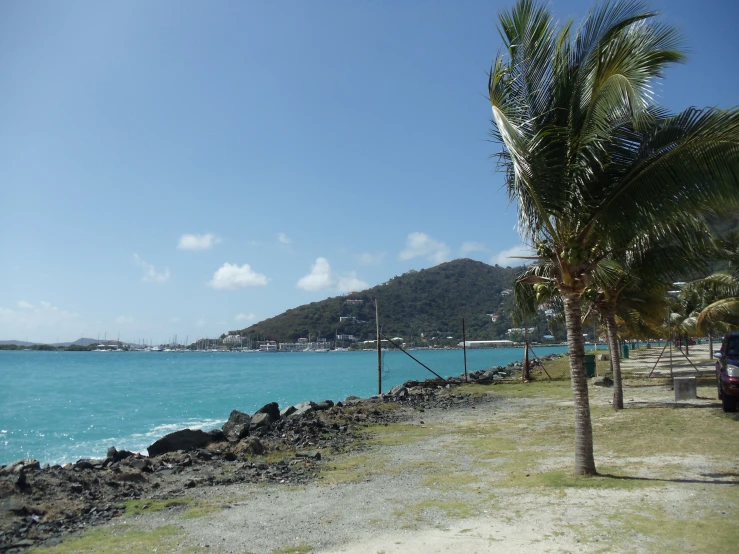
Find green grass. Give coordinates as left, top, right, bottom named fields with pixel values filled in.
left=270, top=545, right=313, bottom=554
left=122, top=497, right=192, bottom=516
left=29, top=525, right=181, bottom=553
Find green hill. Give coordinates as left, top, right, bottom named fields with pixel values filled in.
left=228, top=259, right=557, bottom=346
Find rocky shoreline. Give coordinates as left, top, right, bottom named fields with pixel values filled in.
left=0, top=355, right=561, bottom=552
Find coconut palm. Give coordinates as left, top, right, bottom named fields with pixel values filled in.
left=488, top=0, right=739, bottom=474
left=589, top=223, right=714, bottom=408
left=693, top=233, right=739, bottom=335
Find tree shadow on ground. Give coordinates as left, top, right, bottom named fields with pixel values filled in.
left=624, top=401, right=722, bottom=409
left=599, top=473, right=739, bottom=486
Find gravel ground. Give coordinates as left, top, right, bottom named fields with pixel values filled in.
left=107, top=371, right=736, bottom=554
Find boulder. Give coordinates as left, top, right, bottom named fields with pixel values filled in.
left=290, top=401, right=317, bottom=417
left=222, top=410, right=252, bottom=441
left=592, top=376, right=614, bottom=387
left=598, top=354, right=610, bottom=361
left=147, top=429, right=213, bottom=457
left=254, top=402, right=280, bottom=421
left=106, top=447, right=134, bottom=462
left=314, top=400, right=334, bottom=411
left=280, top=405, right=297, bottom=418
left=249, top=412, right=273, bottom=431
left=390, top=385, right=409, bottom=398
left=208, top=429, right=227, bottom=443
left=234, top=437, right=265, bottom=456
left=0, top=459, right=40, bottom=475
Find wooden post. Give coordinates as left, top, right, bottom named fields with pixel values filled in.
left=462, top=318, right=468, bottom=382
left=376, top=299, right=382, bottom=395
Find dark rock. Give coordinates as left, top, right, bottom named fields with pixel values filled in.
left=314, top=400, right=334, bottom=411
left=73, top=460, right=96, bottom=471
left=254, top=402, right=280, bottom=421
left=126, top=458, right=149, bottom=471
left=208, top=429, right=226, bottom=443
left=222, top=410, right=252, bottom=441
left=280, top=405, right=297, bottom=418
left=592, top=376, right=614, bottom=387
left=147, top=429, right=213, bottom=457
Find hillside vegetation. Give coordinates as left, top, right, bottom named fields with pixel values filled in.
left=230, top=259, right=556, bottom=345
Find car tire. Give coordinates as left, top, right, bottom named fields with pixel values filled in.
left=721, top=394, right=737, bottom=412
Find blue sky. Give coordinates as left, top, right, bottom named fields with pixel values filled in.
left=1, top=0, right=737, bottom=344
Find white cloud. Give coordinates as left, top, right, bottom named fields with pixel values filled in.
left=133, top=254, right=170, bottom=283
left=170, top=316, right=180, bottom=323
left=356, top=252, right=385, bottom=266
left=337, top=272, right=369, bottom=293
left=177, top=233, right=221, bottom=251
left=0, top=301, right=78, bottom=338
left=492, top=244, right=534, bottom=267
left=115, top=315, right=134, bottom=325
left=196, top=318, right=206, bottom=327
left=235, top=313, right=257, bottom=322
left=277, top=232, right=292, bottom=245
left=297, top=258, right=334, bottom=291
left=207, top=263, right=269, bottom=290
left=399, top=232, right=451, bottom=264
left=297, top=257, right=369, bottom=293
left=460, top=241, right=487, bottom=255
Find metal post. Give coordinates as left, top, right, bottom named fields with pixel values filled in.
left=376, top=299, right=382, bottom=395
left=462, top=318, right=468, bottom=382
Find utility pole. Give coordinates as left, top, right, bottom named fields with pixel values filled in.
left=376, top=299, right=382, bottom=395
left=462, top=317, right=468, bottom=382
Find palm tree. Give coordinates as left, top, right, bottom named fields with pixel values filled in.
left=694, top=233, right=739, bottom=335
left=489, top=0, right=739, bottom=474
left=589, top=224, right=713, bottom=408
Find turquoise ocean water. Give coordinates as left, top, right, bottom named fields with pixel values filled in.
left=0, top=346, right=567, bottom=465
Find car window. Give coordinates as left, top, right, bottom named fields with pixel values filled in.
left=727, top=339, right=739, bottom=356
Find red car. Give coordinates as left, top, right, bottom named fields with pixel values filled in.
left=716, top=332, right=739, bottom=412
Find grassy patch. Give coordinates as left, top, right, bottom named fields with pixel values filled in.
left=270, top=545, right=313, bottom=554
left=606, top=500, right=738, bottom=552
left=29, top=525, right=181, bottom=553
left=319, top=451, right=389, bottom=484
left=364, top=422, right=437, bottom=446
left=122, top=497, right=192, bottom=516
left=182, top=501, right=224, bottom=519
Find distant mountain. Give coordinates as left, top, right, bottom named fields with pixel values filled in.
left=228, top=259, right=555, bottom=344
left=63, top=338, right=100, bottom=347
left=0, top=338, right=101, bottom=348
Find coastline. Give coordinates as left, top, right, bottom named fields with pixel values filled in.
left=0, top=356, right=541, bottom=551
left=2, top=349, right=737, bottom=553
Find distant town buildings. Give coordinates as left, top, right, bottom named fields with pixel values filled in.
left=506, top=327, right=536, bottom=335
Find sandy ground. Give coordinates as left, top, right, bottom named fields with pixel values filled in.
left=91, top=345, right=738, bottom=554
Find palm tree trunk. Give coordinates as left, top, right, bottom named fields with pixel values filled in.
left=604, top=308, right=624, bottom=409
left=563, top=293, right=597, bottom=475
